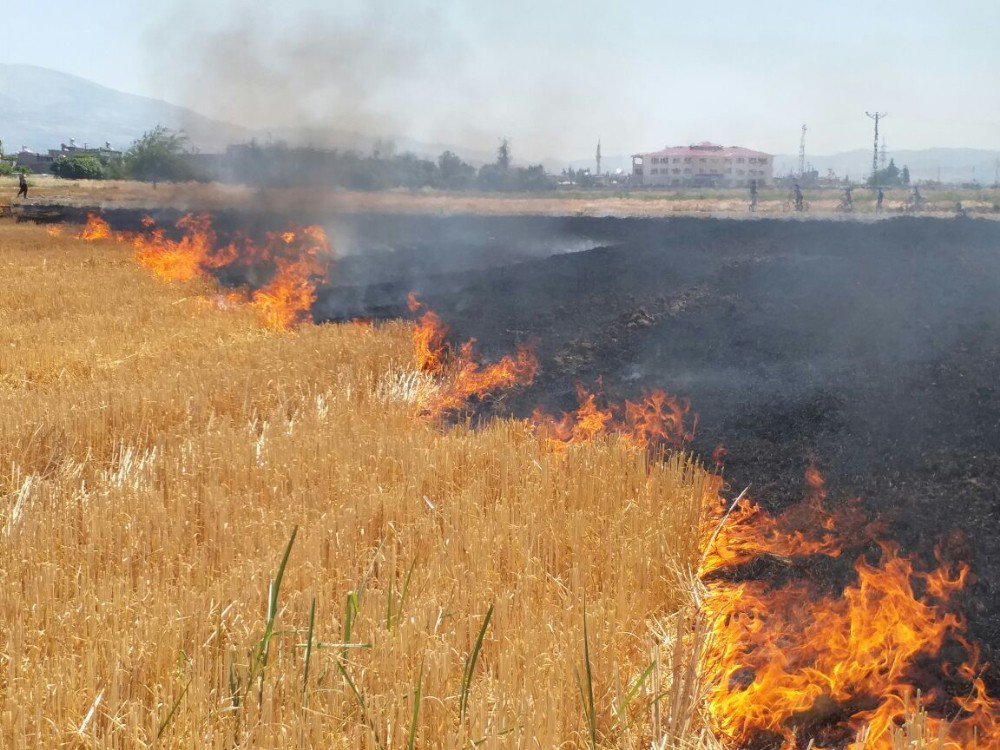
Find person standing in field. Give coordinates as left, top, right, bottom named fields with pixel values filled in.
left=876, top=188, right=884, bottom=213
left=749, top=180, right=758, bottom=213
left=794, top=182, right=804, bottom=212
left=16, top=172, right=27, bottom=199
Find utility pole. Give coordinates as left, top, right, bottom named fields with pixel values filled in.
left=596, top=138, right=601, bottom=177
left=879, top=136, right=887, bottom=170
left=865, top=111, right=887, bottom=185
left=798, top=124, right=807, bottom=177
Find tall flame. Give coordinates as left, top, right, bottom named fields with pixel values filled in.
left=701, top=467, right=1000, bottom=750
left=409, top=292, right=450, bottom=376
left=77, top=212, right=331, bottom=330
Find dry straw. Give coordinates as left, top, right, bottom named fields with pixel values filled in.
left=0, top=223, right=716, bottom=748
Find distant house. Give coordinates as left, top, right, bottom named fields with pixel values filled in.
left=631, top=141, right=773, bottom=187
left=15, top=138, right=122, bottom=173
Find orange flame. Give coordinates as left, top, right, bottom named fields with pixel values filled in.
left=78, top=213, right=112, bottom=241
left=531, top=384, right=694, bottom=450
left=249, top=226, right=330, bottom=329
left=701, top=467, right=1000, bottom=750
left=407, top=294, right=538, bottom=417
left=132, top=213, right=220, bottom=282
left=76, top=212, right=332, bottom=330
left=409, top=294, right=450, bottom=377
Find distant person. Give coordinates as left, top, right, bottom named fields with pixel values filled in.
left=876, top=188, right=884, bottom=213
left=749, top=180, right=758, bottom=213
left=794, top=182, right=804, bottom=212
left=16, top=172, right=27, bottom=199
left=843, top=186, right=853, bottom=211
left=956, top=201, right=967, bottom=219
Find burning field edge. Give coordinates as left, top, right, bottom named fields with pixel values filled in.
left=3, top=210, right=1000, bottom=749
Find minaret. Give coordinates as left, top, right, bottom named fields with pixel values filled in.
left=596, top=138, right=601, bottom=176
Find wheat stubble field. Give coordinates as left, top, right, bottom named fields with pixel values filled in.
left=0, top=221, right=714, bottom=748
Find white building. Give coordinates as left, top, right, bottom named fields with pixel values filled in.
left=631, top=141, right=773, bottom=187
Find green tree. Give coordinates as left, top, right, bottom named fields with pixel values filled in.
left=437, top=150, right=474, bottom=189
left=870, top=158, right=904, bottom=187
left=122, top=126, right=196, bottom=184
left=51, top=155, right=106, bottom=180
left=496, top=138, right=511, bottom=170
left=901, top=165, right=910, bottom=185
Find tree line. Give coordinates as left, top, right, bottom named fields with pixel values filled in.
left=45, top=127, right=556, bottom=192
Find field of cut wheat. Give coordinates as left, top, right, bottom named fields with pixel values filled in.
left=0, top=221, right=716, bottom=749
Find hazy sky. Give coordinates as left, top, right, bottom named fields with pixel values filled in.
left=4, top=0, right=999, bottom=160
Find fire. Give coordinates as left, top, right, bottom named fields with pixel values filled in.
left=248, top=226, right=330, bottom=329
left=132, top=213, right=221, bottom=282
left=78, top=213, right=112, bottom=240
left=407, top=294, right=538, bottom=417
left=76, top=212, right=332, bottom=330
left=531, top=383, right=694, bottom=449
left=425, top=341, right=538, bottom=417
left=409, top=293, right=450, bottom=376
left=701, top=466, right=1000, bottom=750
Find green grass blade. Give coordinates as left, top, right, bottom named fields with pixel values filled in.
left=302, top=597, right=316, bottom=697
left=154, top=679, right=191, bottom=743
left=396, top=557, right=416, bottom=629
left=255, top=525, right=298, bottom=704
left=386, top=579, right=394, bottom=631
left=580, top=600, right=597, bottom=750
left=342, top=592, right=359, bottom=663
left=270, top=525, right=299, bottom=621
left=408, top=661, right=424, bottom=750
left=459, top=603, right=494, bottom=721
left=609, top=659, right=655, bottom=736
left=336, top=661, right=366, bottom=713
left=336, top=661, right=387, bottom=750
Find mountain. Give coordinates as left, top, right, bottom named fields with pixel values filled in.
left=0, top=64, right=499, bottom=163
left=0, top=64, right=257, bottom=153
left=774, top=148, right=1000, bottom=184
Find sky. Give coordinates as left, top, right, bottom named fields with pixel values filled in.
left=3, top=0, right=999, bottom=161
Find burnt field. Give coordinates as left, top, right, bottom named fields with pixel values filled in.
left=73, top=207, right=1000, bottom=685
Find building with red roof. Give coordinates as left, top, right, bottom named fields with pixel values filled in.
left=631, top=141, right=773, bottom=187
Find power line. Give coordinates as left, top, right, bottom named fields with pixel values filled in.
left=865, top=111, right=887, bottom=184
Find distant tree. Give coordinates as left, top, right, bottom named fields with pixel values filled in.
left=437, top=150, right=475, bottom=189
left=122, top=126, right=196, bottom=184
left=51, top=155, right=106, bottom=180
left=901, top=165, right=910, bottom=185
left=870, top=157, right=904, bottom=187
left=496, top=138, right=511, bottom=170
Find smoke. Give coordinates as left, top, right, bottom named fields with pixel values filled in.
left=148, top=1, right=464, bottom=149
left=145, top=0, right=599, bottom=163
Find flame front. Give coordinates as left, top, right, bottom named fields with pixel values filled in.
left=532, top=383, right=694, bottom=449
left=78, top=213, right=112, bottom=240
left=77, top=212, right=331, bottom=330
left=408, top=293, right=538, bottom=417
left=701, top=467, right=1000, bottom=750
